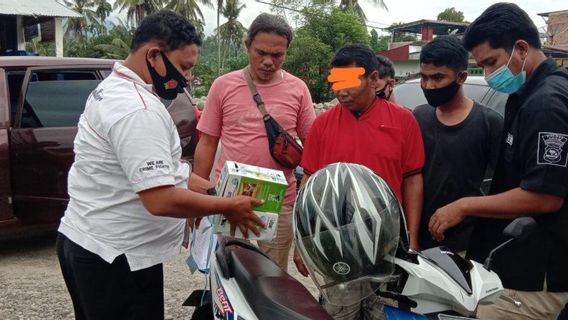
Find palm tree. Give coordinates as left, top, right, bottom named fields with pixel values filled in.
left=94, top=0, right=112, bottom=24
left=63, top=0, right=99, bottom=41
left=165, top=0, right=213, bottom=34
left=113, top=0, right=164, bottom=27
left=94, top=23, right=134, bottom=59
left=216, top=0, right=246, bottom=70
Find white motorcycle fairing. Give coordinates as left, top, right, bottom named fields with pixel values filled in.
left=381, top=247, right=503, bottom=317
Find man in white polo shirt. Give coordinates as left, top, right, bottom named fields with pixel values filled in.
left=57, top=10, right=264, bottom=320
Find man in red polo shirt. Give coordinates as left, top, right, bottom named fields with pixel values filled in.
left=294, top=44, right=425, bottom=319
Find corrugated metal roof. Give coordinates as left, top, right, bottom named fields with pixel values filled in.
left=0, top=0, right=81, bottom=18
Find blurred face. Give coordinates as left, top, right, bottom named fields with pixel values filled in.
left=247, top=32, right=288, bottom=83
left=420, top=63, right=464, bottom=89
left=471, top=41, right=526, bottom=77
left=333, top=66, right=379, bottom=113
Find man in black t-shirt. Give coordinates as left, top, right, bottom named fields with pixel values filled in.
left=429, top=3, right=568, bottom=319
left=413, top=36, right=503, bottom=252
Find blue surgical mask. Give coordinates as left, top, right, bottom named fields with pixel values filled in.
left=485, top=46, right=526, bottom=94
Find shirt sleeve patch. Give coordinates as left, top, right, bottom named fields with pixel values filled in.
left=138, top=159, right=171, bottom=173
left=537, top=132, right=568, bottom=167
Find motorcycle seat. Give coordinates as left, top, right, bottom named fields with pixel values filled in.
left=219, top=239, right=332, bottom=320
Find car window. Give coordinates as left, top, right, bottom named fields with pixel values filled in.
left=20, top=71, right=104, bottom=128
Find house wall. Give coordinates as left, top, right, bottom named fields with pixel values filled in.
left=379, top=45, right=409, bottom=61
left=548, top=11, right=568, bottom=45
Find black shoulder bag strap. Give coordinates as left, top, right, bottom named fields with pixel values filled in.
left=243, top=67, right=285, bottom=148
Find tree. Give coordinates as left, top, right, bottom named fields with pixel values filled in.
left=370, top=29, right=380, bottom=52
left=376, top=35, right=390, bottom=52
left=216, top=0, right=224, bottom=73
left=94, top=0, right=112, bottom=23
left=317, top=0, right=387, bottom=21
left=285, top=31, right=333, bottom=103
left=63, top=0, right=99, bottom=41
left=64, top=20, right=134, bottom=59
left=284, top=8, right=370, bottom=102
left=270, top=0, right=333, bottom=25
left=93, top=24, right=134, bottom=59
left=437, top=7, right=464, bottom=23
left=369, top=30, right=390, bottom=53
left=216, top=0, right=247, bottom=71
left=165, top=0, right=212, bottom=34
left=302, top=8, right=370, bottom=52
left=113, top=0, right=164, bottom=27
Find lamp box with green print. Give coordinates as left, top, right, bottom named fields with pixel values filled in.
left=214, top=161, right=287, bottom=240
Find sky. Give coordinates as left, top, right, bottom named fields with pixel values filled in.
left=107, top=0, right=566, bottom=37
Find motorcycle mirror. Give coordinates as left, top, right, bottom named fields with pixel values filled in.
left=484, top=217, right=537, bottom=271
left=502, top=217, right=537, bottom=241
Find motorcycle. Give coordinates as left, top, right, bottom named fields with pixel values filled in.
left=185, top=217, right=536, bottom=320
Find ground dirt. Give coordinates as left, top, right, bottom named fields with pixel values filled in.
left=0, top=232, right=318, bottom=320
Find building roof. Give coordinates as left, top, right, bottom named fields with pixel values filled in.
left=0, top=0, right=81, bottom=18
left=537, top=9, right=568, bottom=18
left=544, top=45, right=568, bottom=58
left=386, top=19, right=469, bottom=35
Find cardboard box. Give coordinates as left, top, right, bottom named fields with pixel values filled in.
left=214, top=161, right=287, bottom=240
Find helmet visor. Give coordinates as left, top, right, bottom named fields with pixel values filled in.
left=296, top=208, right=399, bottom=306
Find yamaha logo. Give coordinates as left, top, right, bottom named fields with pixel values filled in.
left=333, top=262, right=351, bottom=275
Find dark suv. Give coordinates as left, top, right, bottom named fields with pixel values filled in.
left=0, top=57, right=199, bottom=239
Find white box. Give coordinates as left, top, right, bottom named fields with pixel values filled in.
left=214, top=161, right=287, bottom=241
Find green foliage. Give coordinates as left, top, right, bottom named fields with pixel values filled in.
left=285, top=32, right=333, bottom=103
left=369, top=30, right=390, bottom=53
left=26, top=40, right=56, bottom=56
left=64, top=0, right=104, bottom=41
left=216, top=0, right=247, bottom=70
left=301, top=8, right=370, bottom=52
left=191, top=60, right=216, bottom=97
left=437, top=7, right=465, bottom=23
left=224, top=52, right=248, bottom=71
left=64, top=24, right=134, bottom=59
left=370, top=29, right=380, bottom=52
left=113, top=0, right=164, bottom=27
left=165, top=0, right=213, bottom=35
left=282, top=7, right=369, bottom=102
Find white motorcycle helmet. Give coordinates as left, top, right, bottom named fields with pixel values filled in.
left=294, top=163, right=401, bottom=306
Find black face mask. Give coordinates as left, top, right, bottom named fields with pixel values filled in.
left=376, top=83, right=392, bottom=100
left=422, top=81, right=460, bottom=107
left=146, top=51, right=188, bottom=100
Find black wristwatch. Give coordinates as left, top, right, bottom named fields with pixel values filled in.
left=207, top=187, right=217, bottom=196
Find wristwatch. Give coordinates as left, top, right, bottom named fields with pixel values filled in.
left=207, top=187, right=217, bottom=196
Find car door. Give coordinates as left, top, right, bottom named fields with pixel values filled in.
left=163, top=90, right=199, bottom=164
left=10, top=65, right=110, bottom=224
left=0, top=67, right=14, bottom=223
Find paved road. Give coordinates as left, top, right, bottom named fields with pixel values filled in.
left=0, top=232, right=318, bottom=320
